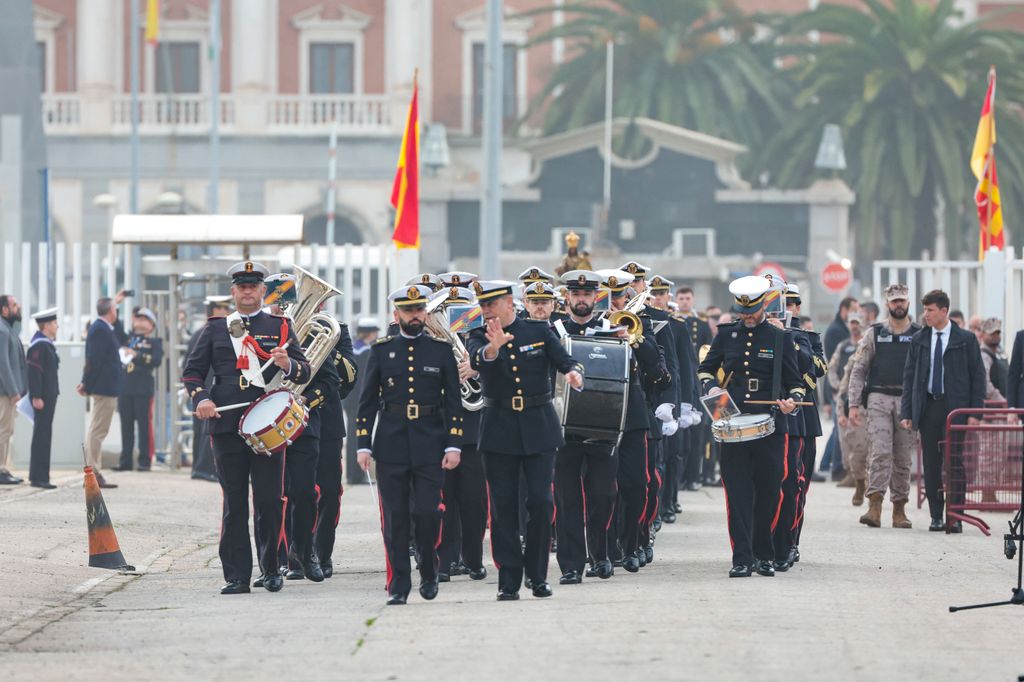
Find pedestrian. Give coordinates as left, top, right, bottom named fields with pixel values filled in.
left=78, top=296, right=127, bottom=488
left=26, top=308, right=60, bottom=488
left=949, top=310, right=966, bottom=330
left=979, top=318, right=1008, bottom=400
left=115, top=308, right=164, bottom=471
left=821, top=297, right=860, bottom=480
left=187, top=296, right=232, bottom=481
left=0, top=295, right=26, bottom=485
left=900, top=289, right=986, bottom=533
left=827, top=311, right=868, bottom=505
left=860, top=302, right=879, bottom=326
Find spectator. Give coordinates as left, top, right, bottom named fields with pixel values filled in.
left=979, top=317, right=1008, bottom=401
left=860, top=301, right=880, bottom=325
left=705, top=305, right=722, bottom=337
left=900, top=289, right=986, bottom=533
left=115, top=308, right=164, bottom=472
left=0, top=295, right=27, bottom=485
left=187, top=296, right=232, bottom=481
left=1006, top=326, right=1024, bottom=411
left=77, top=297, right=125, bottom=489
left=968, top=315, right=984, bottom=342
left=949, top=310, right=966, bottom=329
left=821, top=296, right=860, bottom=479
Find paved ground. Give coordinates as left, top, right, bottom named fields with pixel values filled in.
left=0, top=459, right=1021, bottom=681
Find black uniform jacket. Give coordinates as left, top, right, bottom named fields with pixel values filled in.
left=302, top=322, right=357, bottom=441
left=697, top=319, right=805, bottom=431
left=27, top=337, right=59, bottom=402
left=123, top=334, right=164, bottom=397
left=355, top=332, right=463, bottom=466
left=467, top=316, right=583, bottom=455
left=182, top=311, right=311, bottom=435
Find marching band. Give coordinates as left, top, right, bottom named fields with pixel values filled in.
left=185, top=259, right=825, bottom=600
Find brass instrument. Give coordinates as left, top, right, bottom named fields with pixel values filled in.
left=424, top=295, right=484, bottom=411
left=698, top=343, right=727, bottom=386
left=269, top=265, right=343, bottom=394
left=608, top=290, right=650, bottom=346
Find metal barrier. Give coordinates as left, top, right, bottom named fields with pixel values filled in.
left=941, top=408, right=1023, bottom=535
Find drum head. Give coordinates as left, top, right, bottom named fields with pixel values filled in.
left=729, top=414, right=769, bottom=427
left=240, top=391, right=290, bottom=432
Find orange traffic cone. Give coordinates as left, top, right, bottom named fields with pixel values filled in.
left=84, top=466, right=134, bottom=571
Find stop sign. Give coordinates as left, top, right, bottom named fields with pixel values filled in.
left=821, top=262, right=851, bottom=292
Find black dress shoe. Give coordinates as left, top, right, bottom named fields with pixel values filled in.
left=451, top=560, right=469, bottom=576
left=788, top=546, right=800, bottom=563
left=111, top=465, right=132, bottom=472
left=702, top=477, right=721, bottom=487
left=652, top=517, right=663, bottom=533
left=644, top=546, right=654, bottom=564
left=263, top=573, right=284, bottom=592
left=302, top=556, right=324, bottom=582
left=0, top=472, right=18, bottom=485
left=810, top=471, right=826, bottom=483
left=672, top=501, right=683, bottom=513
left=929, top=517, right=945, bottom=531
left=321, top=561, right=333, bottom=579
left=531, top=582, right=553, bottom=598
left=30, top=481, right=57, bottom=489
left=95, top=473, right=118, bottom=489
left=773, top=559, right=793, bottom=572
left=637, top=549, right=647, bottom=568
left=496, top=589, right=520, bottom=601
left=285, top=568, right=305, bottom=580
left=584, top=565, right=599, bottom=578
left=419, top=579, right=439, bottom=600
left=221, top=580, right=250, bottom=595
left=253, top=575, right=265, bottom=588
left=729, top=565, right=751, bottom=578
left=468, top=567, right=487, bottom=581
left=611, top=557, right=624, bottom=568
left=594, top=559, right=614, bottom=579
left=191, top=472, right=218, bottom=482
left=948, top=521, right=963, bottom=534
left=437, top=572, right=451, bottom=583
left=661, top=510, right=676, bottom=524
left=622, top=554, right=640, bottom=573
left=523, top=577, right=535, bottom=590
left=559, top=570, right=582, bottom=585
left=387, top=593, right=408, bottom=606
left=136, top=466, right=151, bottom=472
left=753, top=560, right=775, bottom=577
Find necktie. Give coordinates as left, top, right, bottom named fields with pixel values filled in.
left=931, top=331, right=944, bottom=395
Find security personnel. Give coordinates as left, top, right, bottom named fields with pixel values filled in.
left=433, top=283, right=488, bottom=583
left=183, top=261, right=311, bottom=595
left=466, top=280, right=584, bottom=601
left=356, top=284, right=464, bottom=606
left=26, top=308, right=60, bottom=489
left=847, top=284, right=921, bottom=529
left=188, top=296, right=232, bottom=482
left=116, top=308, right=164, bottom=471
left=697, top=276, right=804, bottom=578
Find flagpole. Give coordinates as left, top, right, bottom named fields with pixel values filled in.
left=479, top=0, right=503, bottom=277
left=130, top=0, right=140, bottom=214
left=985, top=67, right=995, bottom=257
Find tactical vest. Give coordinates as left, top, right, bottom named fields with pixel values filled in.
left=836, top=340, right=857, bottom=383
left=867, top=322, right=920, bottom=395
left=983, top=347, right=1009, bottom=398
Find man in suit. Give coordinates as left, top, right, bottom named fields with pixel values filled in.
left=77, top=296, right=126, bottom=489
left=466, top=280, right=584, bottom=601
left=27, top=308, right=60, bottom=488
left=0, top=295, right=26, bottom=485
left=116, top=308, right=164, bottom=471
left=900, top=289, right=986, bottom=533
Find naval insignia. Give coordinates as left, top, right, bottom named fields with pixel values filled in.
left=407, top=286, right=421, bottom=300
left=472, top=281, right=484, bottom=296
left=608, top=275, right=618, bottom=288
left=387, top=377, right=395, bottom=387
left=389, top=351, right=395, bottom=359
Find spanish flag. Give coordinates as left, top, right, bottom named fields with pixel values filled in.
left=971, top=67, right=1004, bottom=259
left=390, top=75, right=419, bottom=249
left=144, top=0, right=160, bottom=46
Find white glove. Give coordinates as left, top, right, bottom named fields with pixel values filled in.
left=661, top=419, right=679, bottom=437
left=655, top=403, right=675, bottom=423
left=677, top=406, right=694, bottom=429
left=689, top=405, right=703, bottom=425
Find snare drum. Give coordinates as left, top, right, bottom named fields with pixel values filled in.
left=711, top=413, right=775, bottom=443
left=238, top=389, right=309, bottom=456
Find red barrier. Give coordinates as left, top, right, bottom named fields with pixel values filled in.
left=941, top=407, right=1023, bottom=536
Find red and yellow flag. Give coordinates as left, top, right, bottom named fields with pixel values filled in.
left=390, top=75, right=419, bottom=249
left=144, top=0, right=160, bottom=46
left=971, top=67, right=1004, bottom=259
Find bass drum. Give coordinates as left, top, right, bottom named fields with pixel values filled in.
left=557, top=335, right=630, bottom=444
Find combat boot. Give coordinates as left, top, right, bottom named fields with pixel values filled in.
left=836, top=473, right=856, bottom=488
left=859, top=492, right=883, bottom=528
left=852, top=479, right=866, bottom=506
left=892, top=500, right=913, bottom=529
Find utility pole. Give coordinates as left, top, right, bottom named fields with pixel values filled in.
left=478, top=0, right=503, bottom=277
left=129, top=0, right=140, bottom=214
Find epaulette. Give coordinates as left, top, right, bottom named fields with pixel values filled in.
left=870, top=322, right=885, bottom=331
left=372, top=335, right=393, bottom=345
left=717, top=320, right=740, bottom=329
left=523, top=318, right=548, bottom=324
left=267, top=312, right=286, bottom=319
left=425, top=335, right=449, bottom=344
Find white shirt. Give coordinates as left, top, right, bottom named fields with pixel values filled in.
left=928, top=321, right=951, bottom=394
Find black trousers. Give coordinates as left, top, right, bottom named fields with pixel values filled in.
left=718, top=428, right=785, bottom=567
left=376, top=458, right=444, bottom=598
left=795, top=435, right=817, bottom=544
left=438, top=446, right=487, bottom=572
left=282, top=435, right=320, bottom=567
left=661, top=430, right=680, bottom=510
left=483, top=450, right=555, bottom=593
left=615, top=429, right=648, bottom=555
left=684, top=422, right=710, bottom=484
left=554, top=439, right=617, bottom=574
left=314, top=435, right=344, bottom=566
left=191, top=416, right=216, bottom=479
left=920, top=396, right=964, bottom=520
left=639, top=437, right=662, bottom=548
left=118, top=394, right=154, bottom=469
left=773, top=435, right=801, bottom=559
left=703, top=430, right=721, bottom=482
left=212, top=433, right=285, bottom=583
left=29, top=400, right=56, bottom=484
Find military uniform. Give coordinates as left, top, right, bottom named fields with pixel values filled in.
left=26, top=309, right=60, bottom=487
left=182, top=262, right=311, bottom=593
left=356, top=284, right=464, bottom=604
left=188, top=297, right=231, bottom=481
left=697, top=276, right=804, bottom=576
left=676, top=311, right=713, bottom=488
left=117, top=310, right=164, bottom=470
left=831, top=344, right=870, bottom=497
left=466, top=280, right=583, bottom=599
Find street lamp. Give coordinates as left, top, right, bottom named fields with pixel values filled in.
left=421, top=123, right=450, bottom=177
left=814, top=124, right=847, bottom=173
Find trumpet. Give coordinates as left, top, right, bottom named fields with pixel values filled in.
left=608, top=290, right=650, bottom=346
left=424, top=295, right=484, bottom=411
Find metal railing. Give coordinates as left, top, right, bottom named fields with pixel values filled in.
left=265, top=94, right=392, bottom=134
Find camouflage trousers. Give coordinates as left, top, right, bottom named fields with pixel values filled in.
left=865, top=392, right=918, bottom=503
left=839, top=414, right=869, bottom=481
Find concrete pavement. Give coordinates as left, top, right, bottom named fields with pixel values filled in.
left=0, top=464, right=1021, bottom=681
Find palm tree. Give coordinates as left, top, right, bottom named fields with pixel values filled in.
left=758, top=0, right=1024, bottom=260
left=518, top=0, right=792, bottom=164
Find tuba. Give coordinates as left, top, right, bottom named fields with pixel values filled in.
left=608, top=290, right=650, bottom=346
left=424, top=295, right=484, bottom=411
left=270, top=265, right=343, bottom=395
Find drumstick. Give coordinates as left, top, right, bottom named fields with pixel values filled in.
left=744, top=399, right=815, bottom=406
left=721, top=371, right=733, bottom=389
left=366, top=466, right=379, bottom=510
left=212, top=342, right=292, bottom=413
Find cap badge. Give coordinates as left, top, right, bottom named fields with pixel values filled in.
left=244, top=262, right=254, bottom=273
left=608, top=275, right=618, bottom=288
left=407, top=287, right=420, bottom=300
left=472, top=281, right=484, bottom=296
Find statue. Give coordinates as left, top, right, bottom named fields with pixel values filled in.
left=554, top=231, right=593, bottom=276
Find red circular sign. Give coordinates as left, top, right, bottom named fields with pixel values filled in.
left=821, top=262, right=851, bottom=292
left=754, top=262, right=787, bottom=282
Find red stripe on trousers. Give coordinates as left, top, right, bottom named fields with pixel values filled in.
left=771, top=434, right=790, bottom=532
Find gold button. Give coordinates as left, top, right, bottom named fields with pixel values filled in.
left=745, top=393, right=751, bottom=399
left=744, top=351, right=750, bottom=356
left=409, top=388, right=415, bottom=393
left=516, top=388, right=523, bottom=395
left=512, top=366, right=518, bottom=371
left=408, top=377, right=414, bottom=382
left=408, top=356, right=414, bottom=361
left=745, top=371, right=750, bottom=375
left=515, top=377, right=521, bottom=383
left=748, top=332, right=753, bottom=337
left=408, top=366, right=414, bottom=371
left=408, top=346, right=414, bottom=351
left=746, top=342, right=752, bottom=347
left=510, top=354, right=516, bottom=359
left=744, top=361, right=749, bottom=366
